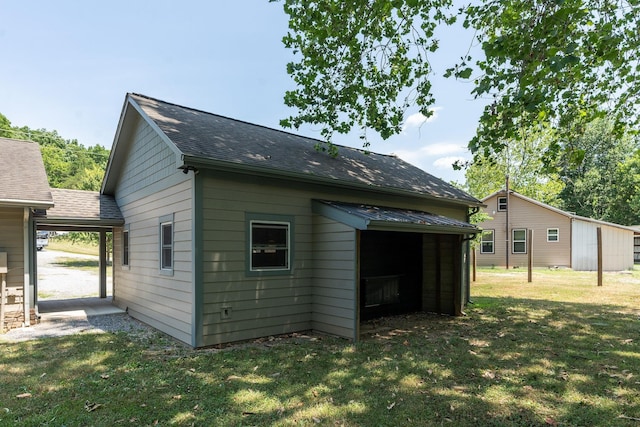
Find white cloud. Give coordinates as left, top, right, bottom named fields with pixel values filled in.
left=433, top=156, right=467, bottom=170
left=402, top=108, right=442, bottom=131
left=421, top=142, right=466, bottom=156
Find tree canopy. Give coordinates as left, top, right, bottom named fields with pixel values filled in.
left=0, top=113, right=109, bottom=191
left=273, top=0, right=640, bottom=161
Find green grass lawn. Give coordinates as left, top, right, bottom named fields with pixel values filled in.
left=2, top=268, right=640, bottom=426
left=46, top=239, right=100, bottom=256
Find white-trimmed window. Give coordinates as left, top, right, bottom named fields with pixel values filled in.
left=250, top=221, right=290, bottom=271
left=547, top=228, right=559, bottom=242
left=497, top=197, right=507, bottom=211
left=512, top=229, right=527, bottom=254
left=159, top=214, right=174, bottom=273
left=480, top=230, right=495, bottom=254
left=122, top=226, right=130, bottom=267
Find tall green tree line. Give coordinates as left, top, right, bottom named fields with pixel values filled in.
left=0, top=113, right=109, bottom=191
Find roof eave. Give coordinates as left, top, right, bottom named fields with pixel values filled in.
left=367, top=220, right=480, bottom=235
left=183, top=155, right=483, bottom=208
left=36, top=217, right=125, bottom=227
left=0, top=199, right=54, bottom=209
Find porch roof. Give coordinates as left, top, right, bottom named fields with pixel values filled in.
left=312, top=200, right=479, bottom=235
left=35, top=189, right=124, bottom=231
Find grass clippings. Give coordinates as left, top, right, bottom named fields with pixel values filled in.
left=2, top=268, right=640, bottom=426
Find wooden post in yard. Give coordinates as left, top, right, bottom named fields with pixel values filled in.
left=597, top=227, right=603, bottom=286
left=528, top=229, right=533, bottom=283
left=0, top=273, right=5, bottom=332
left=472, top=249, right=476, bottom=282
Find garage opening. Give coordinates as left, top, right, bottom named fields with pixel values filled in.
left=359, top=231, right=463, bottom=322
left=359, top=231, right=423, bottom=320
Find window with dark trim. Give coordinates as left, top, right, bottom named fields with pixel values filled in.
left=480, top=230, right=495, bottom=254
left=122, top=227, right=130, bottom=267
left=159, top=214, right=174, bottom=273
left=512, top=229, right=527, bottom=253
left=250, top=221, right=290, bottom=271
left=547, top=228, right=559, bottom=242
left=497, top=197, right=507, bottom=211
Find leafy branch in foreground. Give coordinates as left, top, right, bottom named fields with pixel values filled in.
left=273, top=0, right=640, bottom=162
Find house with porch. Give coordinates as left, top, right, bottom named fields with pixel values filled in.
left=477, top=190, right=635, bottom=271
left=0, top=137, right=123, bottom=333
left=101, top=93, right=483, bottom=348
left=0, top=137, right=53, bottom=331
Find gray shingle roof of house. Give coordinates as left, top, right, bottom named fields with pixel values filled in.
left=0, top=137, right=53, bottom=207
left=43, top=189, right=123, bottom=224
left=129, top=93, right=481, bottom=207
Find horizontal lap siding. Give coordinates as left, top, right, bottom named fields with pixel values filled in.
left=312, top=217, right=357, bottom=339
left=477, top=194, right=571, bottom=268
left=0, top=208, right=24, bottom=317
left=200, top=179, right=314, bottom=346
left=112, top=119, right=193, bottom=345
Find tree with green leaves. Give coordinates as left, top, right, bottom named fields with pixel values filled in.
left=0, top=113, right=110, bottom=191
left=557, top=119, right=638, bottom=222
left=464, top=126, right=564, bottom=204
left=273, top=0, right=639, bottom=162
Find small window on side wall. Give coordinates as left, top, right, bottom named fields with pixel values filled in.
left=497, top=197, right=507, bottom=211
left=122, top=226, right=130, bottom=267
left=547, top=228, right=559, bottom=242
left=159, top=214, right=174, bottom=274
left=480, top=230, right=495, bottom=254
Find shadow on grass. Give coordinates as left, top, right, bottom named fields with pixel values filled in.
left=2, top=297, right=639, bottom=426
left=52, top=258, right=99, bottom=269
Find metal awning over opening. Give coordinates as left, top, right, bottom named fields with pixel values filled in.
left=312, top=200, right=479, bottom=234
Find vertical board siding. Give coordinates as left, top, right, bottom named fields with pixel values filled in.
left=422, top=234, right=456, bottom=314
left=112, top=118, right=193, bottom=345
left=572, top=220, right=634, bottom=271
left=312, top=216, right=357, bottom=339
left=0, top=208, right=25, bottom=316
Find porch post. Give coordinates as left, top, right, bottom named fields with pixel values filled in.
left=99, top=230, right=107, bottom=298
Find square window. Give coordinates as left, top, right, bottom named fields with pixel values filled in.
left=547, top=228, right=559, bottom=242
left=497, top=197, right=507, bottom=211
left=480, top=230, right=494, bottom=254
left=250, top=221, right=289, bottom=271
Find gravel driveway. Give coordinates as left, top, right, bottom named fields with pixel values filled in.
left=37, top=249, right=112, bottom=300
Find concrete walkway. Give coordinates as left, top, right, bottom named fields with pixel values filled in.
left=38, top=296, right=124, bottom=320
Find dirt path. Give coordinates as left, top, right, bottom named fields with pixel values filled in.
left=37, top=249, right=112, bottom=300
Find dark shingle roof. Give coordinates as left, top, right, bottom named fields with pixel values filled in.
left=0, top=137, right=53, bottom=207
left=129, top=93, right=480, bottom=206
left=44, top=189, right=123, bottom=224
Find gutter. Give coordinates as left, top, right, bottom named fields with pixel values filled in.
left=0, top=199, right=54, bottom=209
left=181, top=155, right=484, bottom=209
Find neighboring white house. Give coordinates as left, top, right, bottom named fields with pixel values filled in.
left=477, top=190, right=636, bottom=271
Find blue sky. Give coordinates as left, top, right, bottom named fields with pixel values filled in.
left=0, top=1, right=486, bottom=183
